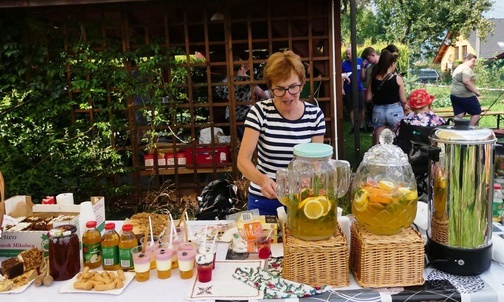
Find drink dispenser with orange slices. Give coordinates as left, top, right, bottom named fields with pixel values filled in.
left=351, top=129, right=418, bottom=235
left=276, top=143, right=350, bottom=240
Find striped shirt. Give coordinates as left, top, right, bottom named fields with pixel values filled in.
left=244, top=99, right=326, bottom=197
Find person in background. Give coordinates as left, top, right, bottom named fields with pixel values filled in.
left=361, top=47, right=380, bottom=132
left=385, top=44, right=400, bottom=73
left=237, top=50, right=326, bottom=216
left=366, top=49, right=408, bottom=145
left=395, top=89, right=446, bottom=136
left=450, top=53, right=481, bottom=126
left=216, top=57, right=269, bottom=140
left=342, top=47, right=366, bottom=133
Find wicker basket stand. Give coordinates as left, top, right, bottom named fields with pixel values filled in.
left=282, top=225, right=349, bottom=287
left=350, top=221, right=425, bottom=288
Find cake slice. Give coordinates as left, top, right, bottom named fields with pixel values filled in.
left=0, top=248, right=43, bottom=279
left=0, top=257, right=23, bottom=279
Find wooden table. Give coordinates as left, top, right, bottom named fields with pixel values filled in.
left=433, top=107, right=504, bottom=128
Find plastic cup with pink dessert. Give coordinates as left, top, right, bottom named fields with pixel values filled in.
left=131, top=246, right=151, bottom=282
left=177, top=249, right=195, bottom=279
left=154, top=243, right=173, bottom=279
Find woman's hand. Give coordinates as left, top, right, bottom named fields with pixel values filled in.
left=259, top=176, right=277, bottom=199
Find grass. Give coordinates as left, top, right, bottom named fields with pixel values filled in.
left=340, top=120, right=373, bottom=171
left=340, top=85, right=504, bottom=170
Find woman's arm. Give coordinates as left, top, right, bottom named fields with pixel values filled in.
left=365, top=81, right=373, bottom=102
left=396, top=76, right=409, bottom=110
left=254, top=86, right=269, bottom=101
left=237, top=127, right=277, bottom=199
left=311, top=135, right=324, bottom=143
left=462, top=77, right=480, bottom=96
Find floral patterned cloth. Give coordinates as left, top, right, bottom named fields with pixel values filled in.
left=232, top=266, right=328, bottom=299
left=402, top=111, right=446, bottom=127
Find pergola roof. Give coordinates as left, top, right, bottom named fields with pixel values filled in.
left=0, top=0, right=152, bottom=8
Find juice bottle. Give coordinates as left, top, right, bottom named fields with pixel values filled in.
left=101, top=222, right=120, bottom=270
left=119, top=224, right=137, bottom=271
left=82, top=221, right=102, bottom=269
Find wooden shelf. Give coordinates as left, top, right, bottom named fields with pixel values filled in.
left=139, top=166, right=232, bottom=176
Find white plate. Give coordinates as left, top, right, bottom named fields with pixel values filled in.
left=0, top=278, right=35, bottom=294
left=59, top=270, right=135, bottom=295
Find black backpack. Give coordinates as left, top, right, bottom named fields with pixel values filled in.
left=195, top=179, right=240, bottom=220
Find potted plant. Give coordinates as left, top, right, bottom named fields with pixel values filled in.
left=142, top=129, right=166, bottom=170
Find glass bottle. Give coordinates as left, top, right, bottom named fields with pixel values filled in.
left=82, top=220, right=102, bottom=269
left=101, top=222, right=120, bottom=270
left=49, top=224, right=80, bottom=281
left=119, top=224, right=137, bottom=271
left=493, top=183, right=504, bottom=222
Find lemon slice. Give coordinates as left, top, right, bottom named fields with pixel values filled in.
left=318, top=196, right=332, bottom=216
left=298, top=196, right=312, bottom=209
left=378, top=180, right=396, bottom=190
left=353, top=189, right=369, bottom=212
left=397, top=187, right=418, bottom=200
left=303, top=199, right=324, bottom=220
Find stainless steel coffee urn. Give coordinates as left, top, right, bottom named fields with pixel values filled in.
left=426, top=119, right=496, bottom=275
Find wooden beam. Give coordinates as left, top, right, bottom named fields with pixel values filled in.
left=0, top=0, right=154, bottom=8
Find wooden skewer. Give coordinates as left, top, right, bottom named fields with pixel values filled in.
left=176, top=208, right=187, bottom=228
left=142, top=228, right=149, bottom=253
left=183, top=217, right=188, bottom=243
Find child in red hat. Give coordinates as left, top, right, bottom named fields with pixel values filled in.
left=395, top=89, right=446, bottom=135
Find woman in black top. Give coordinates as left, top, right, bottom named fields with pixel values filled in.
left=366, top=49, right=408, bottom=145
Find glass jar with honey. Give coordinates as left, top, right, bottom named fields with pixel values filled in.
left=276, top=143, right=350, bottom=240
left=49, top=224, right=80, bottom=281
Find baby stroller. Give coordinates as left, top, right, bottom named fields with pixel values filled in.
left=395, top=120, right=441, bottom=199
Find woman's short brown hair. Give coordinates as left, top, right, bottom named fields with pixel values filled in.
left=464, top=53, right=477, bottom=61
left=263, top=50, right=305, bottom=89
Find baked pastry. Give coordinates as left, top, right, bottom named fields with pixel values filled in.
left=0, top=269, right=37, bottom=292
left=0, top=258, right=23, bottom=279
left=129, top=212, right=168, bottom=236
left=0, top=248, right=43, bottom=279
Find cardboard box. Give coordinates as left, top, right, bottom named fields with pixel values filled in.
left=0, top=195, right=106, bottom=257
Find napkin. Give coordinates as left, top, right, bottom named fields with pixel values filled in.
left=270, top=243, right=283, bottom=258
left=232, top=266, right=328, bottom=299
left=492, top=234, right=504, bottom=264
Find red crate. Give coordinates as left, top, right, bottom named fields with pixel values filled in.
left=185, top=146, right=231, bottom=167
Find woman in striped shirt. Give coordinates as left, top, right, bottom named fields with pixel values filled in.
left=237, top=51, right=326, bottom=215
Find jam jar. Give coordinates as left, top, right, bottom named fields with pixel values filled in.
left=49, top=224, right=80, bottom=281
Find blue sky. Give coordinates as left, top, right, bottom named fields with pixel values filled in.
left=486, top=0, right=504, bottom=18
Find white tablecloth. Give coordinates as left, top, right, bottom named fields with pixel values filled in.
left=4, top=221, right=504, bottom=302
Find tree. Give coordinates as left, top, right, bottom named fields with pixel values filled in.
left=374, top=0, right=494, bottom=59
left=340, top=2, right=386, bottom=45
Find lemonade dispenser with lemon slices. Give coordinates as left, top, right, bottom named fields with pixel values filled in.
left=351, top=129, right=418, bottom=235
left=276, top=143, right=350, bottom=241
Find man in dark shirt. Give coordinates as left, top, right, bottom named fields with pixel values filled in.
left=342, top=47, right=365, bottom=133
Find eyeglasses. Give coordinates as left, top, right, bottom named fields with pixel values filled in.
left=271, top=84, right=302, bottom=97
